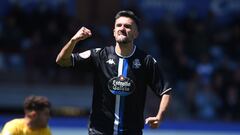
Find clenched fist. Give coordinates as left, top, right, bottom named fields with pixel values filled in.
left=145, top=116, right=161, bottom=128
left=71, top=27, right=92, bottom=43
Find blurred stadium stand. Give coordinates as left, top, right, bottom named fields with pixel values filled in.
left=0, top=0, right=240, bottom=132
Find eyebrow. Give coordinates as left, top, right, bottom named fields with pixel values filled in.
left=115, top=22, right=132, bottom=26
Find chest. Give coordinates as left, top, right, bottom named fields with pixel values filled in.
left=101, top=55, right=145, bottom=79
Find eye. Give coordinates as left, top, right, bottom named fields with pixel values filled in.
left=124, top=24, right=131, bottom=29
left=116, top=23, right=122, bottom=27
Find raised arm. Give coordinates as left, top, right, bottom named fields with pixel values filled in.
left=56, top=27, right=92, bottom=67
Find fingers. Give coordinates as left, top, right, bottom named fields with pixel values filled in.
left=81, top=27, right=92, bottom=36
left=145, top=117, right=156, bottom=124
left=150, top=123, right=159, bottom=128
left=72, top=27, right=92, bottom=42
left=78, top=27, right=92, bottom=39
left=145, top=117, right=160, bottom=128
left=145, top=118, right=149, bottom=124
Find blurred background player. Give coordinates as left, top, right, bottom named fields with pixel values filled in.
left=1, top=95, right=52, bottom=135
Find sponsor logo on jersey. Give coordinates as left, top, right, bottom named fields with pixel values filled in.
left=132, top=58, right=141, bottom=69
left=106, top=59, right=116, bottom=65
left=108, top=75, right=135, bottom=96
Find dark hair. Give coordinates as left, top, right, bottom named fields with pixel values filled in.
left=115, top=10, right=140, bottom=29
left=24, top=95, right=51, bottom=111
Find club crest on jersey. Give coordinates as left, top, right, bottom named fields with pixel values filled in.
left=132, top=59, right=141, bottom=69
left=108, top=75, right=135, bottom=96
left=106, top=59, right=115, bottom=65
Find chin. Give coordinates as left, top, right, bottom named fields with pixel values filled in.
left=116, top=39, right=129, bottom=44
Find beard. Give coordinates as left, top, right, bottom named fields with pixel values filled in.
left=115, top=35, right=130, bottom=44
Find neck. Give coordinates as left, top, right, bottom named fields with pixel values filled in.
left=115, top=42, right=134, bottom=57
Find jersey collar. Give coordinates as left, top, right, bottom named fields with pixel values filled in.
left=115, top=45, right=136, bottom=58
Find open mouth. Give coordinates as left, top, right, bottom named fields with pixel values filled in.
left=118, top=31, right=127, bottom=36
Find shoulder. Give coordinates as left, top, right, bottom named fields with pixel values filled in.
left=96, top=46, right=114, bottom=54
left=90, top=45, right=114, bottom=58
left=145, top=55, right=157, bottom=63
left=4, top=118, right=24, bottom=127
left=135, top=48, right=157, bottom=64
left=1, top=119, right=24, bottom=134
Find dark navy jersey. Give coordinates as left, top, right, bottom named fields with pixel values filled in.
left=72, top=45, right=171, bottom=135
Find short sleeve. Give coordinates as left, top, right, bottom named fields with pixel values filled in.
left=71, top=48, right=102, bottom=70
left=1, top=122, right=18, bottom=135
left=145, top=55, right=172, bottom=97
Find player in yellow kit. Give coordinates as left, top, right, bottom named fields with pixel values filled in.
left=1, top=95, right=52, bottom=135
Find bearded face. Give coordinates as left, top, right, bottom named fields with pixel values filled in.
left=114, top=17, right=138, bottom=44
left=115, top=29, right=129, bottom=44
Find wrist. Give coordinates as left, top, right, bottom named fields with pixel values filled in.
left=156, top=111, right=165, bottom=120
left=70, top=38, right=78, bottom=44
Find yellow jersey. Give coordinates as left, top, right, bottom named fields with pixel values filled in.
left=1, top=118, right=51, bottom=135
